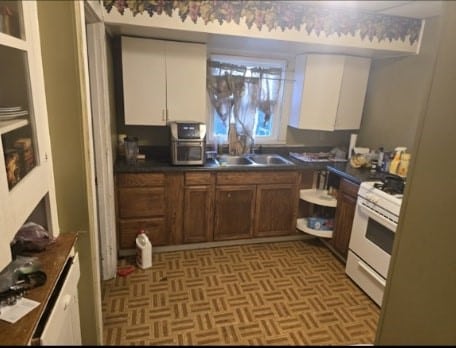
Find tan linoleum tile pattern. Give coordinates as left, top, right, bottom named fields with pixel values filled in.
left=102, top=239, right=380, bottom=345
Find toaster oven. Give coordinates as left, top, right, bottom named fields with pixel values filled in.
left=169, top=121, right=206, bottom=165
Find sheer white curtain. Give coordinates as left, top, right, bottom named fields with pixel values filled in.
left=207, top=60, right=282, bottom=155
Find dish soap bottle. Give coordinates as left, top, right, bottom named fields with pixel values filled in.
left=136, top=230, right=152, bottom=269
left=389, top=150, right=402, bottom=175
left=397, top=153, right=411, bottom=177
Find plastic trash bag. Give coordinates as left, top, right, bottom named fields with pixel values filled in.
left=10, top=222, right=55, bottom=256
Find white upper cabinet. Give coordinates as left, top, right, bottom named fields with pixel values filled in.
left=121, top=36, right=207, bottom=125
left=0, top=0, right=59, bottom=269
left=289, top=54, right=371, bottom=131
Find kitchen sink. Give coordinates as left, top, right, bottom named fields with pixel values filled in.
left=216, top=155, right=255, bottom=166
left=215, top=154, right=295, bottom=167
left=248, top=154, right=295, bottom=166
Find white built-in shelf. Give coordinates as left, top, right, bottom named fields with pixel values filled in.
left=0, top=118, right=29, bottom=135
left=300, top=189, right=337, bottom=207
left=297, top=218, right=333, bottom=238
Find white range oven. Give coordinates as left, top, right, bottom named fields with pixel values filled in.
left=345, top=179, right=404, bottom=307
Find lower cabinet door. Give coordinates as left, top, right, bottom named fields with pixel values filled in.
left=254, top=184, right=297, bottom=237
left=40, top=253, right=81, bottom=345
left=214, top=185, right=256, bottom=241
left=331, top=179, right=359, bottom=259
left=183, top=185, right=214, bottom=243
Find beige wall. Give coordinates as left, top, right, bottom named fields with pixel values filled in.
left=376, top=2, right=456, bottom=344
left=286, top=127, right=353, bottom=148
left=357, top=16, right=441, bottom=153
left=37, top=1, right=98, bottom=344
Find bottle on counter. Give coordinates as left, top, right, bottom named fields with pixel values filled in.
left=397, top=152, right=411, bottom=177
left=382, top=151, right=392, bottom=172
left=377, top=147, right=384, bottom=171
left=389, top=150, right=402, bottom=175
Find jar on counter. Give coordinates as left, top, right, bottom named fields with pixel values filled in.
left=370, top=159, right=378, bottom=172
left=5, top=148, right=21, bottom=189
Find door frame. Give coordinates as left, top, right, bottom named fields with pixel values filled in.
left=84, top=2, right=118, bottom=281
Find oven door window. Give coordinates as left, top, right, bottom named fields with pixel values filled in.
left=366, top=218, right=395, bottom=255
left=177, top=144, right=202, bottom=161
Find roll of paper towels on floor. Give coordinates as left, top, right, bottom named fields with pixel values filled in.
left=348, top=134, right=357, bottom=159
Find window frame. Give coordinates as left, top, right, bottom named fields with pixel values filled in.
left=206, top=54, right=288, bottom=145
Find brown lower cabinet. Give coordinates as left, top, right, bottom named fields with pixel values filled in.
left=116, top=173, right=169, bottom=249
left=330, top=178, right=359, bottom=259
left=214, top=171, right=299, bottom=240
left=116, top=169, right=302, bottom=250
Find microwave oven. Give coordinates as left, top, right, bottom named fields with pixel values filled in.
left=169, top=121, right=206, bottom=165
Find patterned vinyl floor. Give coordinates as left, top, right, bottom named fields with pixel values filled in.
left=102, top=239, right=380, bottom=345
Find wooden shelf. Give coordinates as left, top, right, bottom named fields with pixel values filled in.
left=0, top=118, right=29, bottom=135
left=299, top=189, right=337, bottom=207
left=297, top=218, right=333, bottom=238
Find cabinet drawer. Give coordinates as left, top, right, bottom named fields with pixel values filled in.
left=339, top=178, right=359, bottom=198
left=118, top=218, right=166, bottom=248
left=217, top=171, right=298, bottom=185
left=117, top=173, right=165, bottom=187
left=118, top=187, right=165, bottom=218
left=185, top=172, right=214, bottom=185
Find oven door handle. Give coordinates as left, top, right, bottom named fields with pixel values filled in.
left=358, top=260, right=386, bottom=287
left=359, top=203, right=397, bottom=232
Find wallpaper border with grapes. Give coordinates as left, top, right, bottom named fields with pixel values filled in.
left=103, top=0, right=422, bottom=45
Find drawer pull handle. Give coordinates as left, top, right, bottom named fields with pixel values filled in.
left=358, top=261, right=386, bottom=286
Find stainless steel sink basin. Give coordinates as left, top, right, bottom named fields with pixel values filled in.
left=215, top=154, right=295, bottom=167
left=248, top=154, right=295, bottom=166
left=216, top=155, right=255, bottom=166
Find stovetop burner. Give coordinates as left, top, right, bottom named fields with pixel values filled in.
left=372, top=174, right=405, bottom=195
left=373, top=182, right=403, bottom=195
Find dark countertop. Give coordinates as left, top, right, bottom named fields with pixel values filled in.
left=326, top=162, right=390, bottom=184
left=115, top=145, right=342, bottom=173
left=114, top=151, right=389, bottom=184
left=114, top=156, right=330, bottom=173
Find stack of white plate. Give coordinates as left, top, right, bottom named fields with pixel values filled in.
left=0, top=106, right=28, bottom=121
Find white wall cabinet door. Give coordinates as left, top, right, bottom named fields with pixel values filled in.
left=121, top=36, right=207, bottom=125
left=289, top=54, right=371, bottom=131
left=165, top=41, right=207, bottom=123
left=121, top=36, right=167, bottom=125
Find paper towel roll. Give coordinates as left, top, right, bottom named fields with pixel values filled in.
left=348, top=134, right=357, bottom=159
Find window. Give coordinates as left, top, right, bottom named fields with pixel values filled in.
left=206, top=55, right=286, bottom=147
